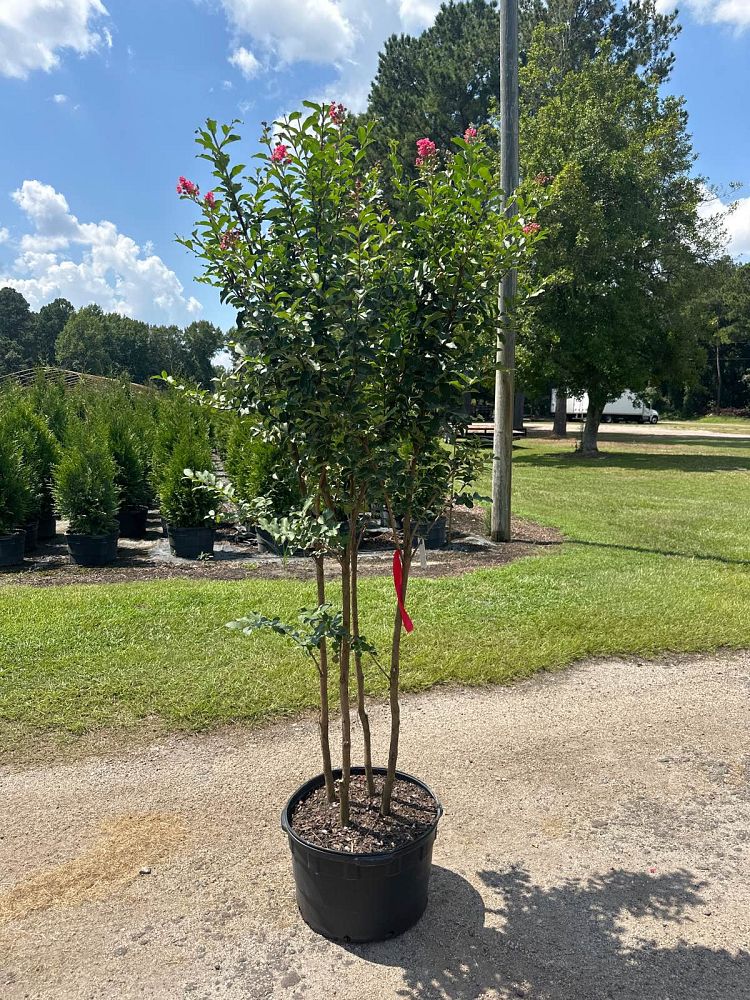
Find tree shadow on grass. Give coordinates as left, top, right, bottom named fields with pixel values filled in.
left=353, top=865, right=747, bottom=1000
left=513, top=449, right=750, bottom=475
left=566, top=538, right=750, bottom=567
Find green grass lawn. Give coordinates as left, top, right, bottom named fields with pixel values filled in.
left=660, top=415, right=750, bottom=434
left=1, top=437, right=749, bottom=749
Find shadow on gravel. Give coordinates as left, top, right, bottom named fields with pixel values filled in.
left=353, top=865, right=748, bottom=1000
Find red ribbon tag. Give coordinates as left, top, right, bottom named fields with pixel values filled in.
left=392, top=550, right=414, bottom=633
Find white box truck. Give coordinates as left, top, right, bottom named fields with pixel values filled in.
left=551, top=390, right=659, bottom=424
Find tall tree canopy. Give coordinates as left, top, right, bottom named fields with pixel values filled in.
left=518, top=34, right=716, bottom=452
left=0, top=287, right=36, bottom=376
left=359, top=0, right=678, bottom=173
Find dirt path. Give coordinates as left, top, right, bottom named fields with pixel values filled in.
left=1, top=651, right=749, bottom=999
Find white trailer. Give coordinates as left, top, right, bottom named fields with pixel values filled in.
left=551, top=390, right=659, bottom=424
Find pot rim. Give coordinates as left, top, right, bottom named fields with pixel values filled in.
left=165, top=523, right=216, bottom=533
left=65, top=531, right=120, bottom=542
left=281, top=766, right=443, bottom=864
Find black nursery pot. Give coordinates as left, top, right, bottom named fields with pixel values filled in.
left=281, top=767, right=443, bottom=944
left=0, top=530, right=25, bottom=567
left=23, top=520, right=39, bottom=554
left=414, top=515, right=447, bottom=549
left=167, top=524, right=215, bottom=559
left=117, top=505, right=149, bottom=540
left=37, top=511, right=57, bottom=541
left=66, top=531, right=119, bottom=567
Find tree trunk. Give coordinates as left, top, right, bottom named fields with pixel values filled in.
left=338, top=536, right=353, bottom=827
left=552, top=391, right=568, bottom=438
left=315, top=554, right=335, bottom=803
left=580, top=396, right=604, bottom=457
left=715, top=342, right=722, bottom=411
left=350, top=524, right=375, bottom=796
left=381, top=522, right=412, bottom=817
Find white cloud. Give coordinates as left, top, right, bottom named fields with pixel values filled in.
left=657, top=0, right=750, bottom=29
left=229, top=45, right=261, bottom=79
left=1, top=181, right=202, bottom=323
left=52, top=93, right=69, bottom=104
left=0, top=226, right=9, bottom=244
left=700, top=188, right=750, bottom=258
left=207, top=0, right=443, bottom=112
left=393, top=0, right=442, bottom=32
left=0, top=0, right=110, bottom=79
left=725, top=197, right=750, bottom=256
left=218, top=0, right=356, bottom=63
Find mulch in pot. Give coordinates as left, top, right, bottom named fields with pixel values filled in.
left=290, top=773, right=438, bottom=854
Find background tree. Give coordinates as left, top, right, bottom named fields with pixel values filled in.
left=0, top=287, right=36, bottom=375
left=699, top=257, right=750, bottom=411
left=358, top=0, right=678, bottom=174
left=518, top=36, right=715, bottom=454
left=33, top=298, right=74, bottom=364
left=56, top=304, right=113, bottom=375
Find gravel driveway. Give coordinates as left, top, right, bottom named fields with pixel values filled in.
left=1, top=650, right=748, bottom=999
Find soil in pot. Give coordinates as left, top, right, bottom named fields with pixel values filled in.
left=117, top=506, right=148, bottom=540
left=282, top=768, right=442, bottom=943
left=0, top=530, right=26, bottom=567
left=167, top=525, right=215, bottom=559
left=66, top=532, right=119, bottom=567
left=23, top=520, right=39, bottom=554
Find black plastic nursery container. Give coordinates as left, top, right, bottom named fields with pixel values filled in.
left=117, top=505, right=149, bottom=540
left=167, top=524, right=215, bottom=559
left=66, top=531, right=119, bottom=567
left=37, top=512, right=57, bottom=541
left=0, top=530, right=25, bottom=567
left=23, top=520, right=39, bottom=554
left=282, top=767, right=443, bottom=943
left=414, top=516, right=447, bottom=549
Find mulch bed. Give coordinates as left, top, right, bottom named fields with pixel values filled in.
left=0, top=509, right=562, bottom=588
left=290, top=773, right=439, bottom=854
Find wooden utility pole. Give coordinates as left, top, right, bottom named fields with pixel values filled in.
left=490, top=0, right=519, bottom=542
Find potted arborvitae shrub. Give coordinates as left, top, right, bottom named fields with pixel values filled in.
left=177, top=104, right=540, bottom=941
left=53, top=428, right=120, bottom=566
left=110, top=422, right=152, bottom=539
left=12, top=407, right=60, bottom=551
left=159, top=433, right=217, bottom=559
left=0, top=427, right=32, bottom=567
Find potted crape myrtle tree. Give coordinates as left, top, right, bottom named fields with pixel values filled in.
left=178, top=104, right=539, bottom=941
left=53, top=428, right=120, bottom=566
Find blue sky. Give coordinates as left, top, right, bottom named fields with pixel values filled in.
left=0, top=0, right=748, bottom=332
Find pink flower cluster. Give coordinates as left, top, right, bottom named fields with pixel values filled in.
left=176, top=176, right=199, bottom=197
left=329, top=102, right=346, bottom=125
left=219, top=228, right=241, bottom=251
left=523, top=222, right=541, bottom=236
left=415, top=137, right=437, bottom=167
left=464, top=126, right=477, bottom=142
left=204, top=191, right=216, bottom=208
left=271, top=143, right=292, bottom=164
